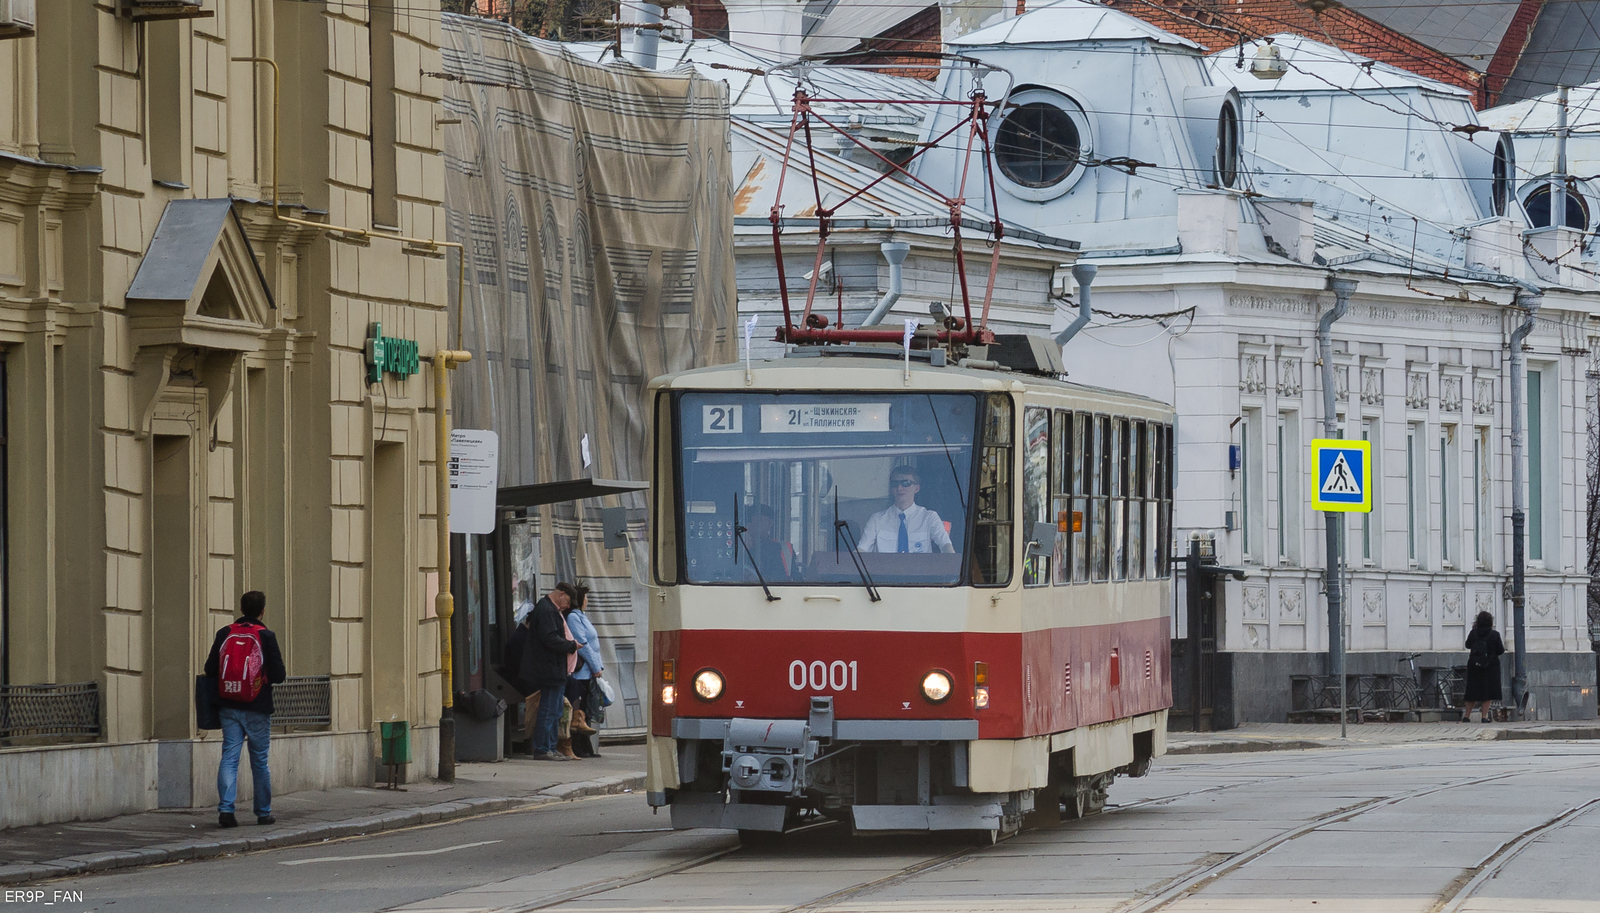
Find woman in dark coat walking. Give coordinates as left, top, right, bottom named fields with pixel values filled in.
left=1462, top=611, right=1506, bottom=723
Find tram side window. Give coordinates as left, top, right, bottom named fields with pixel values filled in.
left=973, top=394, right=1014, bottom=586
left=1091, top=414, right=1110, bottom=582
left=1073, top=413, right=1089, bottom=582
left=1023, top=407, right=1051, bottom=587
left=1111, top=417, right=1128, bottom=581
left=654, top=392, right=678, bottom=585
left=1052, top=409, right=1073, bottom=585
left=1156, top=423, right=1173, bottom=577
left=1129, top=420, right=1146, bottom=580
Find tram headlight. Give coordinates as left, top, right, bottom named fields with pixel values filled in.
left=692, top=668, right=725, bottom=701
left=921, top=670, right=953, bottom=704
left=661, top=685, right=676, bottom=705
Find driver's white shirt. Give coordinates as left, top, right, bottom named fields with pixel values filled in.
left=860, top=503, right=953, bottom=553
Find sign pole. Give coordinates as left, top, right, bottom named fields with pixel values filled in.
left=1312, top=438, right=1371, bottom=739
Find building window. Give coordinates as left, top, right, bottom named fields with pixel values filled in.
left=1217, top=101, right=1240, bottom=189
left=1275, top=413, right=1300, bottom=565
left=1523, top=184, right=1589, bottom=230
left=1023, top=406, right=1051, bottom=587
left=1474, top=426, right=1491, bottom=569
left=370, top=3, right=400, bottom=228
left=1528, top=369, right=1544, bottom=563
left=996, top=102, right=1079, bottom=188
left=1361, top=420, right=1375, bottom=564
left=1493, top=134, right=1514, bottom=217
left=1407, top=423, right=1423, bottom=566
left=1241, top=411, right=1263, bottom=563
left=1441, top=425, right=1458, bottom=568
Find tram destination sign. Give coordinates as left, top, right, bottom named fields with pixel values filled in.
left=760, top=403, right=890, bottom=433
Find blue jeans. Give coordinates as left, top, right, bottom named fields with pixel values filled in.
left=533, top=684, right=565, bottom=753
left=218, top=707, right=272, bottom=816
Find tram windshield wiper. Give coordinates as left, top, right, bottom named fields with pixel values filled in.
left=733, top=499, right=780, bottom=602
left=833, top=517, right=882, bottom=603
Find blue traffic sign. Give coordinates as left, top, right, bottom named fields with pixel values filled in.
left=1310, top=439, right=1372, bottom=513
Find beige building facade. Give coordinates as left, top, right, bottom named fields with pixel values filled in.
left=0, top=0, right=455, bottom=827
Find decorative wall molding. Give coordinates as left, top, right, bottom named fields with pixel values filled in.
left=1441, top=375, right=1462, bottom=413
left=1361, top=366, right=1384, bottom=405
left=1362, top=589, right=1386, bottom=625
left=1530, top=592, right=1560, bottom=627
left=1241, top=354, right=1266, bottom=394
left=1473, top=376, right=1495, bottom=415
left=1441, top=590, right=1463, bottom=623
left=1335, top=365, right=1350, bottom=401
left=1277, top=587, right=1305, bottom=623
left=1406, top=371, right=1430, bottom=410
left=1277, top=357, right=1302, bottom=397
left=1408, top=589, right=1430, bottom=624
left=1475, top=590, right=1497, bottom=623
left=1243, top=586, right=1268, bottom=622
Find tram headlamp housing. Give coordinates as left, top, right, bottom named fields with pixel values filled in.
left=692, top=668, right=725, bottom=701
left=921, top=670, right=953, bottom=703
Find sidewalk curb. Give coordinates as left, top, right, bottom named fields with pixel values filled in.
left=1167, top=738, right=1330, bottom=755
left=0, top=772, right=645, bottom=887
left=1168, top=725, right=1600, bottom=756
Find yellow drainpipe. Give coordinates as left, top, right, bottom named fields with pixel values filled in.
left=234, top=56, right=474, bottom=777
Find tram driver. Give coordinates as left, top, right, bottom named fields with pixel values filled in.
left=860, top=467, right=955, bottom=554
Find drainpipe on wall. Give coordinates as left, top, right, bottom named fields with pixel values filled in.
left=1053, top=263, right=1098, bottom=347
left=1509, top=290, right=1540, bottom=719
left=1318, top=276, right=1357, bottom=738
left=859, top=241, right=912, bottom=327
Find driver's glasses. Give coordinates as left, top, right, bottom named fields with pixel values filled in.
left=890, top=479, right=916, bottom=488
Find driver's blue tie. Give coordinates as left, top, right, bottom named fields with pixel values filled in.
left=898, top=513, right=909, bottom=553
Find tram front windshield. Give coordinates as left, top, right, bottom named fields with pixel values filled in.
left=677, top=392, right=979, bottom=587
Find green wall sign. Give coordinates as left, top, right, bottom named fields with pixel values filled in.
left=366, top=322, right=420, bottom=385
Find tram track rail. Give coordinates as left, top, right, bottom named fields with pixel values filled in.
left=490, top=747, right=1600, bottom=913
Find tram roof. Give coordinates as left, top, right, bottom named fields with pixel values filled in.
left=649, top=348, right=1172, bottom=412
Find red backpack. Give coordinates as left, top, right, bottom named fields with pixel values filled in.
left=218, top=623, right=265, bottom=702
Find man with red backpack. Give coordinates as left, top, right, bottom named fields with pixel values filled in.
left=203, top=591, right=287, bottom=828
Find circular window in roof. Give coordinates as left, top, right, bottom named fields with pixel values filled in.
left=1523, top=182, right=1590, bottom=230
left=993, top=90, right=1091, bottom=200
left=1217, top=101, right=1240, bottom=189
left=996, top=103, right=1080, bottom=188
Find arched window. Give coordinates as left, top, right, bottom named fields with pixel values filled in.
left=1523, top=183, right=1589, bottom=229
left=995, top=102, right=1080, bottom=188
left=1217, top=101, right=1240, bottom=189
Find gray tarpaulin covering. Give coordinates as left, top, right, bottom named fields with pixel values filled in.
left=440, top=14, right=735, bottom=731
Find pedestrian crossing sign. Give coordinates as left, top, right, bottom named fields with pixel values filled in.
left=1310, top=439, right=1371, bottom=512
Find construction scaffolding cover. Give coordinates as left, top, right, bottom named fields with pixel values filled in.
left=440, top=14, right=735, bottom=731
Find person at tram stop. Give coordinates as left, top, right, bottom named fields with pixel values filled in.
left=860, top=467, right=955, bottom=554
left=518, top=584, right=577, bottom=761
left=562, top=583, right=603, bottom=755
left=747, top=505, right=797, bottom=579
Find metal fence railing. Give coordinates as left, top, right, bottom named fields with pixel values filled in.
left=0, top=682, right=101, bottom=743
left=272, top=676, right=332, bottom=729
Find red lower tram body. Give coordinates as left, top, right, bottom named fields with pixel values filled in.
left=648, top=615, right=1171, bottom=836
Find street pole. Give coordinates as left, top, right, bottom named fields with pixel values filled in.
left=1320, top=277, right=1356, bottom=738
left=433, top=349, right=473, bottom=781
left=1509, top=293, right=1539, bottom=719
left=1187, top=536, right=1203, bottom=732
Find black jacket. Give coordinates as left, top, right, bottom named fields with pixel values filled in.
left=517, top=596, right=576, bottom=690
left=204, top=618, right=288, bottom=715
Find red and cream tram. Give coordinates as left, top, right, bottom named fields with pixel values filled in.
left=644, top=345, right=1175, bottom=840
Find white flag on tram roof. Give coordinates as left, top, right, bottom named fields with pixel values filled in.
left=903, top=318, right=917, bottom=351
left=744, top=314, right=758, bottom=350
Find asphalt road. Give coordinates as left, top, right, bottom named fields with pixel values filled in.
left=24, top=741, right=1600, bottom=913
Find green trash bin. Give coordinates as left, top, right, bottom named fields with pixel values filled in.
left=380, top=720, right=411, bottom=764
